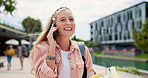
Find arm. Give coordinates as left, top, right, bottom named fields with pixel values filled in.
left=46, top=45, right=56, bottom=70
left=46, top=25, right=57, bottom=70
left=4, top=50, right=8, bottom=55
left=84, top=46, right=94, bottom=78
left=32, top=46, right=57, bottom=78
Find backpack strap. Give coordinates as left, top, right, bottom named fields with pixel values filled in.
left=78, top=42, right=87, bottom=78
left=78, top=42, right=85, bottom=56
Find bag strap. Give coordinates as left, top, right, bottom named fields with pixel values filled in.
left=78, top=42, right=87, bottom=78
left=78, top=42, right=97, bottom=77
left=78, top=42, right=85, bottom=56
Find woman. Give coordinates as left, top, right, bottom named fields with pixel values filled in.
left=4, top=45, right=15, bottom=70
left=30, top=7, right=94, bottom=78
left=17, top=41, right=27, bottom=70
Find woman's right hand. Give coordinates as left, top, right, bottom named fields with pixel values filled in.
left=46, top=24, right=57, bottom=56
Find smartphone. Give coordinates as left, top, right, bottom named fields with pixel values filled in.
left=53, top=23, right=57, bottom=40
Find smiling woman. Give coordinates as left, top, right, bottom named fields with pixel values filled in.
left=29, top=7, right=94, bottom=78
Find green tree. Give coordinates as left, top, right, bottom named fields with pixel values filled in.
left=132, top=18, right=148, bottom=53
left=72, top=37, right=84, bottom=42
left=71, top=37, right=101, bottom=47
left=22, top=17, right=42, bottom=33
left=84, top=40, right=100, bottom=47
left=0, top=0, right=16, bottom=15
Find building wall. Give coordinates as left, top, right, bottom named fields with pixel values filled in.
left=90, top=2, right=148, bottom=50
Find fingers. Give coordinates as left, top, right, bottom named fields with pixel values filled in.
left=46, top=24, right=57, bottom=46
left=47, top=25, right=57, bottom=38
left=51, top=23, right=57, bottom=32
left=50, top=26, right=57, bottom=32
left=51, top=23, right=54, bottom=28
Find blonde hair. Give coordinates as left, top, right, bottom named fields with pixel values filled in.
left=29, top=7, right=71, bottom=57
left=29, top=7, right=71, bottom=76
left=33, top=7, right=71, bottom=46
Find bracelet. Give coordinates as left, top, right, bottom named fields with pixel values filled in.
left=46, top=56, right=56, bottom=60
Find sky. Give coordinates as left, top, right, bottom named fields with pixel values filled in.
left=0, top=0, right=147, bottom=40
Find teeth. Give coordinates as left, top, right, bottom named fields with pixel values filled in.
left=64, top=28, right=72, bottom=31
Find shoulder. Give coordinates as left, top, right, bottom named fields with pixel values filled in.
left=34, top=41, right=49, bottom=52
left=37, top=41, right=48, bottom=46
left=71, top=40, right=77, bottom=44
left=70, top=40, right=79, bottom=48
left=70, top=40, right=88, bottom=48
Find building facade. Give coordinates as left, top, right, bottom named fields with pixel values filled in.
left=90, top=2, right=148, bottom=53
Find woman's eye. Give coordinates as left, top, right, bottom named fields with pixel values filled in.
left=60, top=19, right=66, bottom=21
left=69, top=19, right=74, bottom=21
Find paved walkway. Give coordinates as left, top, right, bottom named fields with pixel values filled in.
left=0, top=56, right=146, bottom=78
left=0, top=56, right=32, bottom=78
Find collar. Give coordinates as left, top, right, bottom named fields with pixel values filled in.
left=55, top=40, right=79, bottom=53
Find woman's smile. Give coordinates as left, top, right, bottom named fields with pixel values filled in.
left=64, top=27, right=72, bottom=31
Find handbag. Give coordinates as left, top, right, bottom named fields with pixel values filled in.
left=92, top=66, right=120, bottom=78
left=22, top=51, right=28, bottom=57
left=22, top=45, right=28, bottom=57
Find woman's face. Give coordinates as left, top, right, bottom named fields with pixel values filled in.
left=55, top=9, right=75, bottom=38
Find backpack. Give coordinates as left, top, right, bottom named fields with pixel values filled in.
left=78, top=42, right=87, bottom=78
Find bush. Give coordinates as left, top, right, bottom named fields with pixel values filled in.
left=92, top=51, right=102, bottom=55
left=116, top=66, right=140, bottom=75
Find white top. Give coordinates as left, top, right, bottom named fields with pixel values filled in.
left=58, top=50, right=70, bottom=78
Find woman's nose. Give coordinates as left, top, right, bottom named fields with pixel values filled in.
left=66, top=20, right=71, bottom=25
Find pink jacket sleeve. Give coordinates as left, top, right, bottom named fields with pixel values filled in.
left=84, top=46, right=94, bottom=78
left=32, top=46, right=57, bottom=78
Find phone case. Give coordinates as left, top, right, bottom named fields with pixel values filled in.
left=53, top=24, right=57, bottom=39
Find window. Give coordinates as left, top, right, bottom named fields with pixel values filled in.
left=127, top=31, right=130, bottom=39
left=106, top=28, right=108, bottom=34
left=114, top=24, right=117, bottom=33
left=123, top=13, right=126, bottom=21
left=135, top=8, right=137, bottom=18
left=101, top=21, right=104, bottom=26
left=127, top=11, right=129, bottom=20
left=115, top=34, right=118, bottom=40
left=139, top=8, right=141, bottom=17
left=91, top=38, right=93, bottom=41
left=111, top=17, right=113, bottom=26
left=131, top=20, right=135, bottom=30
left=130, top=10, right=132, bottom=19
left=146, top=4, right=148, bottom=17
left=109, top=34, right=112, bottom=40
left=95, top=23, right=98, bottom=30
left=124, top=32, right=126, bottom=40
left=91, top=31, right=93, bottom=35
left=90, top=25, right=93, bottom=29
left=117, top=14, right=121, bottom=22
left=119, top=32, right=122, bottom=40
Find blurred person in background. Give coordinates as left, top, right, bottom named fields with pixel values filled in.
left=17, top=41, right=27, bottom=70
left=4, top=45, right=15, bottom=70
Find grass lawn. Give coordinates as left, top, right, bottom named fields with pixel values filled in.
left=135, top=54, right=148, bottom=60
left=91, top=51, right=102, bottom=55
